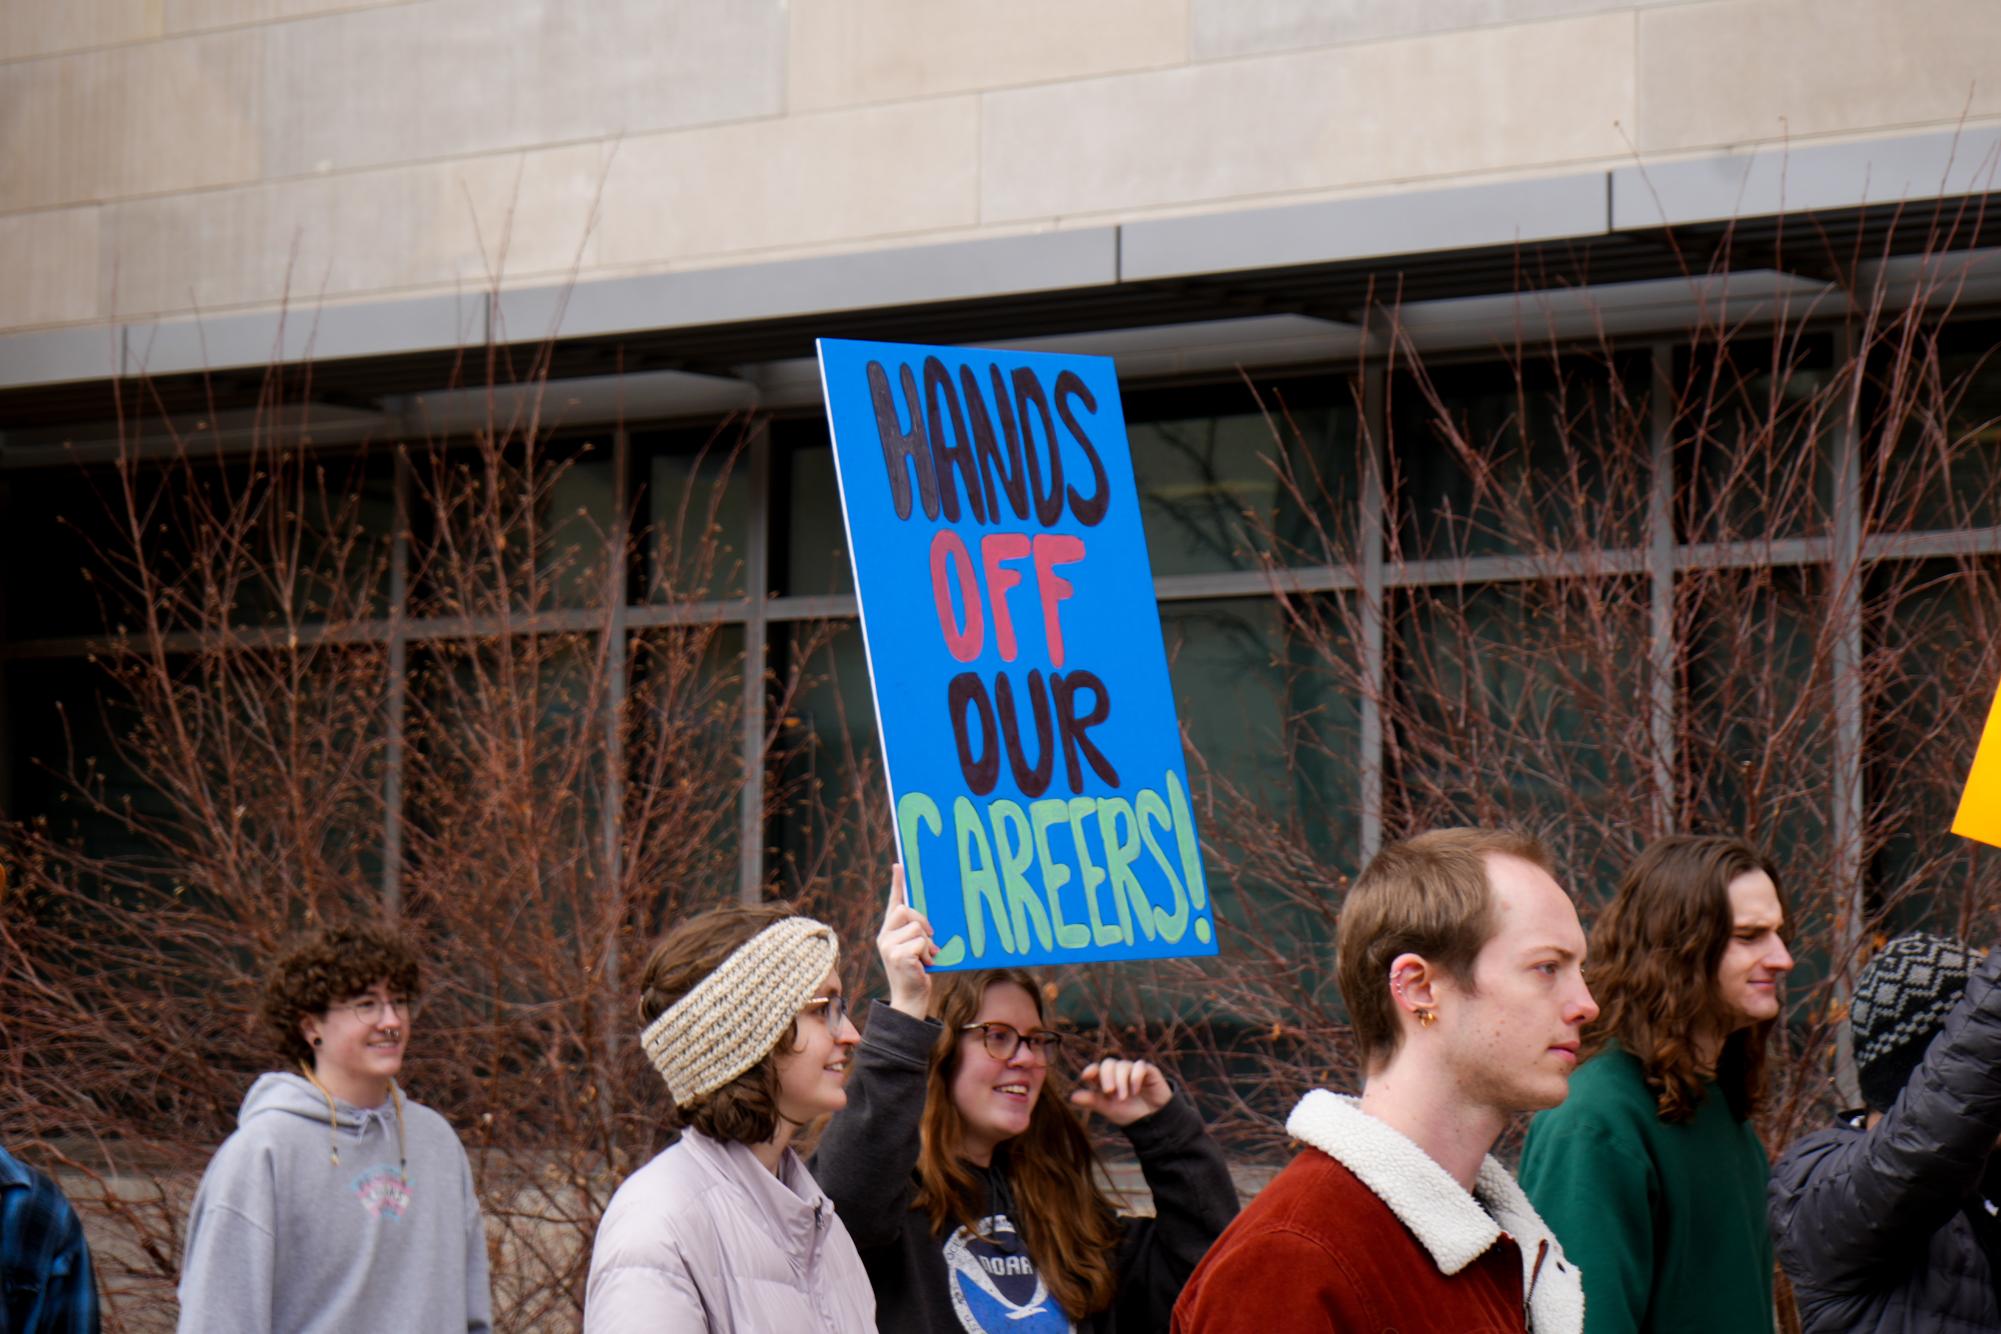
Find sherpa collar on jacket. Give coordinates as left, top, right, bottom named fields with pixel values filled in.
left=1286, top=1089, right=1585, bottom=1334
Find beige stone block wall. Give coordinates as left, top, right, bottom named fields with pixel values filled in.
left=163, top=0, right=408, bottom=35
left=1189, top=0, right=1688, bottom=60
left=2, top=0, right=1999, bottom=339
left=0, top=0, right=164, bottom=61
left=100, top=142, right=608, bottom=317
left=787, top=0, right=1189, bottom=111
left=1638, top=0, right=2001, bottom=152
left=1, top=29, right=261, bottom=212
left=258, top=0, right=784, bottom=178
left=0, top=205, right=102, bottom=326
left=980, top=13, right=1636, bottom=223
left=594, top=97, right=982, bottom=269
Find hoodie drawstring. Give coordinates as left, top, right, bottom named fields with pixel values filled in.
left=298, top=1063, right=407, bottom=1177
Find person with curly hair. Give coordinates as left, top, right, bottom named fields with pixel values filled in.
left=583, top=902, right=876, bottom=1332
left=813, top=868, right=1237, bottom=1333
left=1518, top=834, right=1795, bottom=1334
left=176, top=921, right=491, bottom=1334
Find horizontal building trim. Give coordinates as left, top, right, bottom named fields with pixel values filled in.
left=1118, top=173, right=1611, bottom=282
left=1610, top=124, right=2001, bottom=232
left=10, top=525, right=1996, bottom=662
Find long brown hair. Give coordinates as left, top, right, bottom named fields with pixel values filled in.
left=915, top=969, right=1122, bottom=1318
left=1584, top=835, right=1786, bottom=1123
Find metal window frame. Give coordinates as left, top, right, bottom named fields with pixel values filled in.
left=10, top=343, right=2001, bottom=927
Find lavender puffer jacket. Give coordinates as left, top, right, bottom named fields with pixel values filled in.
left=585, top=1127, right=877, bottom=1333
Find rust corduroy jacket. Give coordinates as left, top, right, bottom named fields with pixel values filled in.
left=1173, top=1090, right=1585, bottom=1334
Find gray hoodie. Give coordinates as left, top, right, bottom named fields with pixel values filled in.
left=177, top=1072, right=492, bottom=1334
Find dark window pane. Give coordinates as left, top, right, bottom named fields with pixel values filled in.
left=780, top=431, right=852, bottom=598
left=4, top=658, right=168, bottom=862
left=409, top=435, right=618, bottom=615
left=1393, top=355, right=1641, bottom=561
left=2, top=467, right=123, bottom=642
left=645, top=430, right=750, bottom=601
left=541, top=445, right=617, bottom=609
left=1162, top=597, right=1360, bottom=943
left=1863, top=556, right=2001, bottom=930
left=769, top=620, right=878, bottom=896
left=1128, top=387, right=1355, bottom=577
left=1873, top=318, right=2001, bottom=533
left=1388, top=577, right=1653, bottom=893
left=4, top=450, right=398, bottom=642
left=1676, top=334, right=1837, bottom=544
left=628, top=622, right=746, bottom=896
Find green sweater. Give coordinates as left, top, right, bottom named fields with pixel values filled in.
left=1518, top=1046, right=1774, bottom=1334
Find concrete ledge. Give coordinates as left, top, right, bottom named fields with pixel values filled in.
left=0, top=324, right=120, bottom=391
left=1610, top=124, right=2001, bottom=231
left=494, top=227, right=1121, bottom=345
left=3, top=229, right=1121, bottom=392
left=1119, top=172, right=1611, bottom=281
left=121, top=292, right=489, bottom=382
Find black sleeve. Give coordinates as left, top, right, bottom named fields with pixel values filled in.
left=1770, top=947, right=2001, bottom=1294
left=809, top=1000, right=941, bottom=1250
left=1107, top=1091, right=1240, bottom=1331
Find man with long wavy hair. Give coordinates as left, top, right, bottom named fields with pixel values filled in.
left=1175, top=827, right=1596, bottom=1333
left=1518, top=833, right=1795, bottom=1334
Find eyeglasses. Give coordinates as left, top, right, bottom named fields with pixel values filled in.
left=331, top=995, right=419, bottom=1024
left=802, top=993, right=850, bottom=1032
left=961, top=1022, right=1063, bottom=1062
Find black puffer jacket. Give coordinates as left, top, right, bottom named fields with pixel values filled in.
left=1769, top=948, right=2001, bottom=1333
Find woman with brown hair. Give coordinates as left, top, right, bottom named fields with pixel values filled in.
left=584, top=903, right=876, bottom=1333
left=1517, top=834, right=1795, bottom=1334
left=812, top=869, right=1236, bottom=1333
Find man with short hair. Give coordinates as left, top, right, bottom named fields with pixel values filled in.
left=177, top=922, right=492, bottom=1333
left=1173, top=828, right=1596, bottom=1333
left=1519, top=834, right=1794, bottom=1334
left=0, top=1143, right=100, bottom=1333
left=1770, top=932, right=2001, bottom=1331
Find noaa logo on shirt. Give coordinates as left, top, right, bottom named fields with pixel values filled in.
left=942, top=1214, right=1074, bottom=1333
left=349, top=1164, right=411, bottom=1220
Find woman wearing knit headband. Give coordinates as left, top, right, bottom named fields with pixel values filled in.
left=583, top=904, right=877, bottom=1332
left=813, top=869, right=1238, bottom=1333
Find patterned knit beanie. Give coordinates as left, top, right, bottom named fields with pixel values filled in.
left=1851, top=932, right=1978, bottom=1112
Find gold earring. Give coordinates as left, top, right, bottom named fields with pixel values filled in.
left=1416, top=1008, right=1437, bottom=1028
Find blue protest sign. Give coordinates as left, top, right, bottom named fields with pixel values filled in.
left=817, top=337, right=1217, bottom=970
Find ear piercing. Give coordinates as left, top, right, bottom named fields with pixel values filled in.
left=1394, top=978, right=1438, bottom=1028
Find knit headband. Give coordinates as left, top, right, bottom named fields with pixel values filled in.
left=640, top=916, right=838, bottom=1106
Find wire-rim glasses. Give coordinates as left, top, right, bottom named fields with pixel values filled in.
left=332, top=994, right=419, bottom=1024
left=802, top=993, right=850, bottom=1032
